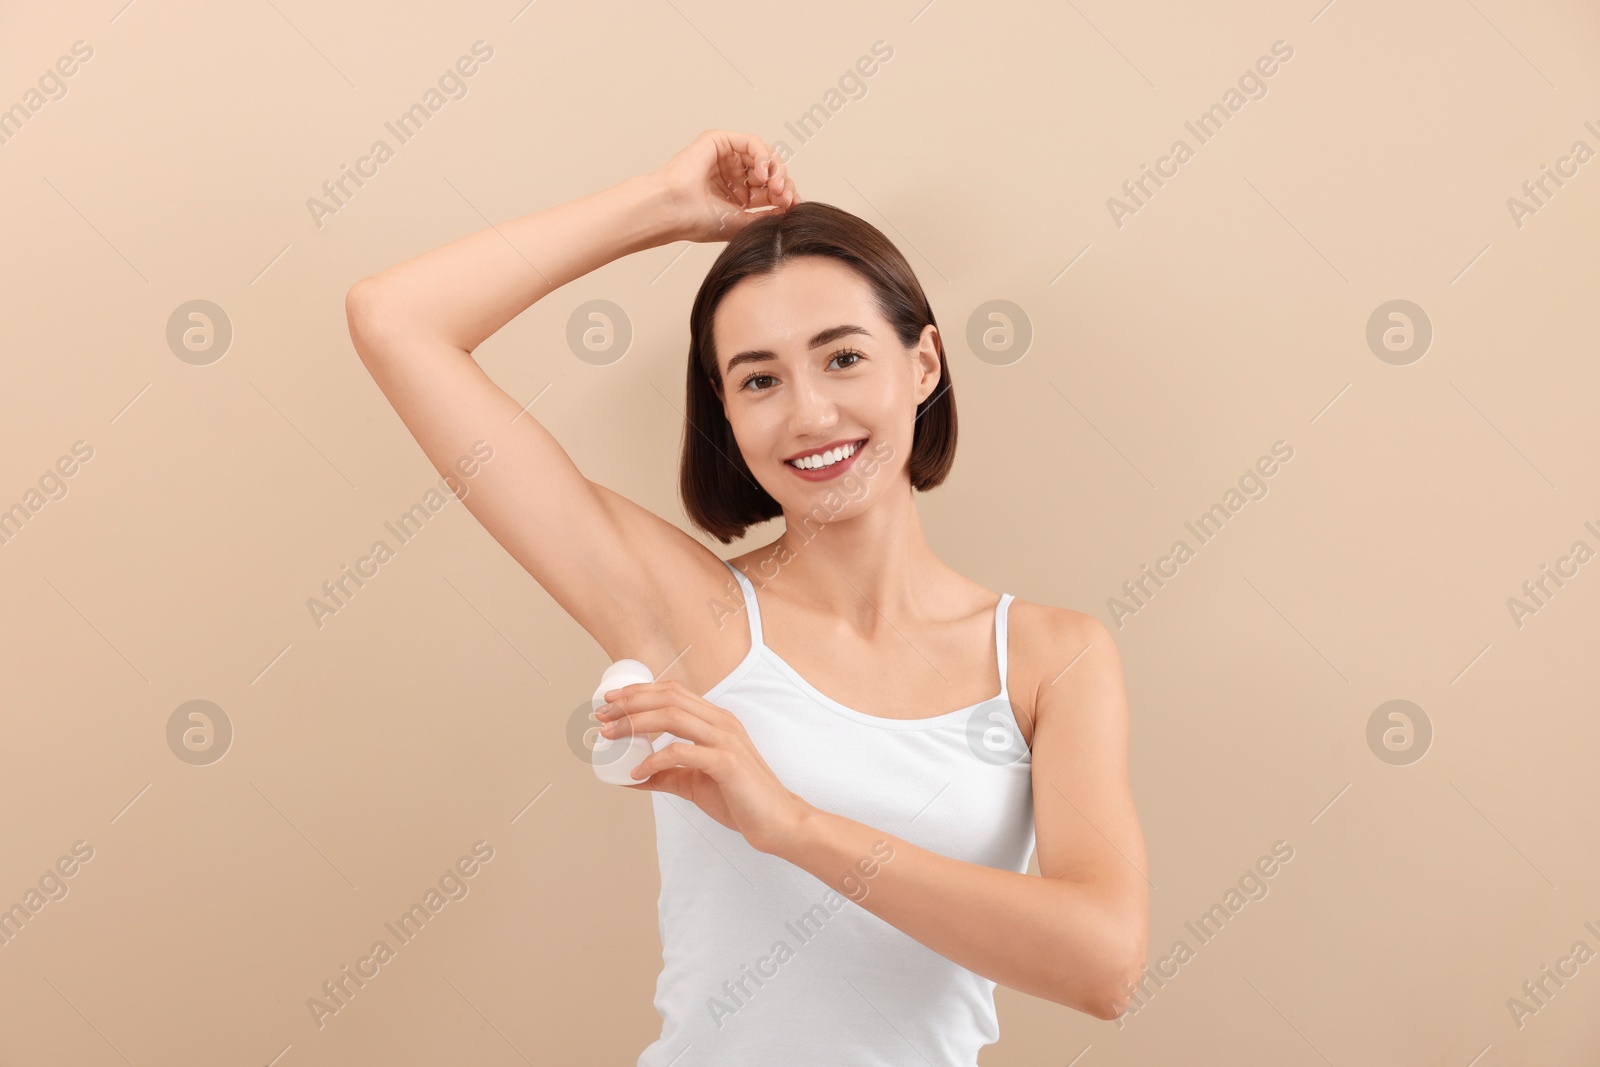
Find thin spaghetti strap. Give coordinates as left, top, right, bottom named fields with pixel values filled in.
left=995, top=593, right=1013, bottom=700
left=719, top=558, right=764, bottom=648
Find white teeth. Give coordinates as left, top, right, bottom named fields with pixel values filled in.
left=788, top=440, right=862, bottom=470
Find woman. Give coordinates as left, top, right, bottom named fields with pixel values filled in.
left=345, top=129, right=1149, bottom=1063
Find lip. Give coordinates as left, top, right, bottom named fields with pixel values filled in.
left=784, top=437, right=868, bottom=482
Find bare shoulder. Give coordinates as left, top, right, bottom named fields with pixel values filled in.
left=1005, top=598, right=1123, bottom=742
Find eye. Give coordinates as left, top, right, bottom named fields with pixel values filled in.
left=830, top=347, right=865, bottom=370
left=738, top=348, right=866, bottom=392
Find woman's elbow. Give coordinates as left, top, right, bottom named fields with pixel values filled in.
left=1094, top=964, right=1144, bottom=1021
left=344, top=278, right=415, bottom=366
left=1089, top=917, right=1149, bottom=1022
left=344, top=278, right=385, bottom=343
left=1040, top=915, right=1148, bottom=1019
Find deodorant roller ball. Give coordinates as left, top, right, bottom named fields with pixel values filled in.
left=591, top=659, right=657, bottom=785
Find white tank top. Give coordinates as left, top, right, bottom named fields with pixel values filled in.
left=637, top=557, right=1037, bottom=1067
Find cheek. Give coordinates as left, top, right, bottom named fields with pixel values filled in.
left=727, top=407, right=778, bottom=463
left=868, top=385, right=912, bottom=434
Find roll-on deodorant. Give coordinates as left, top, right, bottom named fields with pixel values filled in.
left=590, top=659, right=657, bottom=785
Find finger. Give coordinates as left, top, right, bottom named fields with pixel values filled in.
left=748, top=152, right=771, bottom=190
left=757, top=156, right=797, bottom=211
left=721, top=131, right=779, bottom=200
left=603, top=681, right=740, bottom=732
left=602, top=708, right=722, bottom=747
left=719, top=130, right=775, bottom=173
left=598, top=680, right=647, bottom=704
left=598, top=679, right=667, bottom=711
left=630, top=739, right=722, bottom=781
left=623, top=766, right=690, bottom=795
left=770, top=159, right=799, bottom=207
left=737, top=151, right=774, bottom=206
left=713, top=136, right=751, bottom=208
left=780, top=168, right=801, bottom=208
left=711, top=136, right=740, bottom=204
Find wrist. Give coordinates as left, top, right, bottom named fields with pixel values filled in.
left=610, top=171, right=688, bottom=251
left=759, top=793, right=817, bottom=858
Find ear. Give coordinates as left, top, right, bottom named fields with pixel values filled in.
left=911, top=324, right=943, bottom=406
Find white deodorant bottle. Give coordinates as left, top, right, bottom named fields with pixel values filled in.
left=590, top=659, right=657, bottom=785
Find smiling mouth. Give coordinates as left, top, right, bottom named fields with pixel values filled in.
left=785, top=438, right=867, bottom=470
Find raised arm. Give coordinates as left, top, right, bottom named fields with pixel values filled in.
left=343, top=131, right=798, bottom=662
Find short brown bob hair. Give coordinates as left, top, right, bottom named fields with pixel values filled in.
left=679, top=201, right=957, bottom=544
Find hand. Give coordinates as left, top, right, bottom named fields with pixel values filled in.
left=596, top=678, right=811, bottom=854
left=649, top=129, right=801, bottom=244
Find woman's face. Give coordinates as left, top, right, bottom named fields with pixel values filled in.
left=712, top=255, right=941, bottom=520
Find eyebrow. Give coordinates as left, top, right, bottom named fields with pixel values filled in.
left=723, top=324, right=873, bottom=377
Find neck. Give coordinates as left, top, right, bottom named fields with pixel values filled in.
left=762, top=479, right=944, bottom=632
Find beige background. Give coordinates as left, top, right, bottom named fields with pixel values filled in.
left=3, top=0, right=1598, bottom=1063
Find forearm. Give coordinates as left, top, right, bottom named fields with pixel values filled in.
left=772, top=804, right=1144, bottom=1019
left=356, top=173, right=679, bottom=353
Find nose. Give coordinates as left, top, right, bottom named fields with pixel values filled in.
left=786, top=370, right=838, bottom=440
